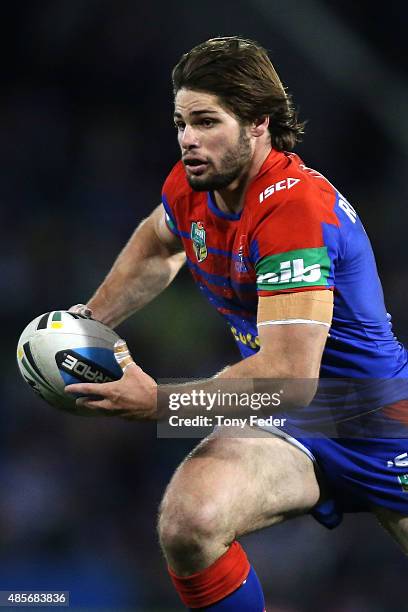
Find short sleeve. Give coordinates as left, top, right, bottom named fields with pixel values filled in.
left=250, top=193, right=338, bottom=295
left=162, top=194, right=180, bottom=237
left=161, top=161, right=189, bottom=238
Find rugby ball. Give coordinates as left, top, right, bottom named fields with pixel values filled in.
left=16, top=311, right=123, bottom=415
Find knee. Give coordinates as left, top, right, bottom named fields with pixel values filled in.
left=158, top=488, right=224, bottom=559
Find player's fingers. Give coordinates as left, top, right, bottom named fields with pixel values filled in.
left=64, top=381, right=110, bottom=396
left=114, top=339, right=137, bottom=372
left=76, top=397, right=114, bottom=411
left=68, top=303, right=93, bottom=317
left=75, top=397, right=130, bottom=416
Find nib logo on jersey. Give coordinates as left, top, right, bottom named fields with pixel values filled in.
left=256, top=247, right=331, bottom=291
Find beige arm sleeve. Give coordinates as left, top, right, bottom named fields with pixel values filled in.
left=257, top=289, right=334, bottom=328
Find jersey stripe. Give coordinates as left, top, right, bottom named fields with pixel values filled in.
left=186, top=258, right=254, bottom=291
left=198, top=282, right=255, bottom=315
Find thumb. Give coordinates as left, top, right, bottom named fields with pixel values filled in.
left=114, top=339, right=136, bottom=373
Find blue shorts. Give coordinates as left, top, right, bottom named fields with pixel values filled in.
left=256, top=412, right=408, bottom=529
left=294, top=435, right=408, bottom=528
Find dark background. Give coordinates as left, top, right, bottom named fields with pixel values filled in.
left=2, top=1, right=408, bottom=610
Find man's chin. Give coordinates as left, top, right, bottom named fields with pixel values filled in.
left=186, top=176, right=213, bottom=192
left=187, top=172, right=238, bottom=192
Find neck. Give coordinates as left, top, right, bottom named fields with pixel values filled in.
left=214, top=144, right=272, bottom=214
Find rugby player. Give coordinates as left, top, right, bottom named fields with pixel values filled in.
left=66, top=37, right=408, bottom=611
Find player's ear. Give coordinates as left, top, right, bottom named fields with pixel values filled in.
left=250, top=115, right=269, bottom=138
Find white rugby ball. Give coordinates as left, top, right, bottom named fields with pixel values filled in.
left=16, top=311, right=123, bottom=414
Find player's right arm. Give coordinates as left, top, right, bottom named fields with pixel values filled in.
left=75, top=204, right=185, bottom=328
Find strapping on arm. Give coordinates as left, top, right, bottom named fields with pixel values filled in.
left=257, top=289, right=333, bottom=328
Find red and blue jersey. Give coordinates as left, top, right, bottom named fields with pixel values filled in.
left=161, top=149, right=408, bottom=390
left=163, top=149, right=408, bottom=524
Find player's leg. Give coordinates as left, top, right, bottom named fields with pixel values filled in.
left=373, top=506, right=408, bottom=554
left=158, top=426, right=324, bottom=610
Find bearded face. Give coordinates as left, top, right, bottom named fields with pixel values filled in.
left=174, top=89, right=253, bottom=192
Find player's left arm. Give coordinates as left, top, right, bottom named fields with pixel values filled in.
left=216, top=289, right=333, bottom=406
left=64, top=289, right=333, bottom=418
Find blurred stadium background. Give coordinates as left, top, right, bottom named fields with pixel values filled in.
left=3, top=1, right=408, bottom=610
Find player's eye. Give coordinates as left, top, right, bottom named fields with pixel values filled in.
left=174, top=121, right=185, bottom=131
left=200, top=118, right=215, bottom=127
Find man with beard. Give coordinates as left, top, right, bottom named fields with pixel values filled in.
left=66, top=37, right=408, bottom=611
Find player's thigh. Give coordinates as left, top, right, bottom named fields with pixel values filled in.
left=374, top=505, right=408, bottom=554
left=161, top=425, right=323, bottom=537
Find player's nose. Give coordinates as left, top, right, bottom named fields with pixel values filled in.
left=181, top=125, right=199, bottom=149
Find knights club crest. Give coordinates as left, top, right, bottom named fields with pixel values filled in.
left=191, top=221, right=208, bottom=262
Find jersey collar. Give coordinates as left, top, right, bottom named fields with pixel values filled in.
left=207, top=192, right=242, bottom=220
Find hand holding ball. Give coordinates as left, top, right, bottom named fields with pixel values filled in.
left=16, top=311, right=124, bottom=415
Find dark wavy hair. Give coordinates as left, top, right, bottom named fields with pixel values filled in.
left=172, top=36, right=305, bottom=151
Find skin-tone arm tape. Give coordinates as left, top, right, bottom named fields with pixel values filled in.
left=257, top=289, right=334, bottom=328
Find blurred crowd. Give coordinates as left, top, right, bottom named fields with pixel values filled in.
left=2, top=1, right=408, bottom=610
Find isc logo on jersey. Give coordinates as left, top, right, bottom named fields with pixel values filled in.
left=259, top=178, right=300, bottom=203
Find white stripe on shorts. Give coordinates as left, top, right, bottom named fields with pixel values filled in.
left=255, top=423, right=316, bottom=462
